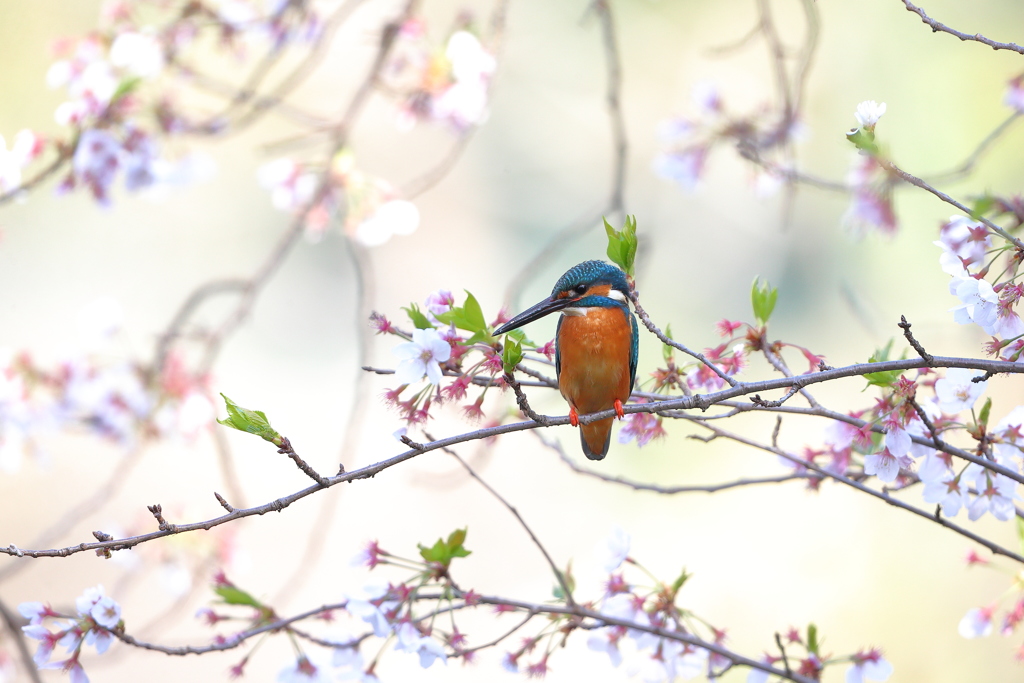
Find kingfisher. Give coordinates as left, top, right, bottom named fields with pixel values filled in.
left=494, top=260, right=638, bottom=460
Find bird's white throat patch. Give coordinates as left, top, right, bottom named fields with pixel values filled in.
left=561, top=307, right=588, bottom=317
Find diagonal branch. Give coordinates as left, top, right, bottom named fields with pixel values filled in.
left=900, top=0, right=1024, bottom=55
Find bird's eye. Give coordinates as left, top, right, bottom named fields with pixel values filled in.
left=573, top=284, right=587, bottom=295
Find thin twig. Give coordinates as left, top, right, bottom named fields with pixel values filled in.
left=431, top=435, right=576, bottom=608
left=696, top=421, right=1024, bottom=564
left=277, top=437, right=329, bottom=487
left=900, top=0, right=1024, bottom=54
left=898, top=315, right=933, bottom=364
left=503, top=372, right=552, bottom=425
left=541, top=432, right=818, bottom=493
left=884, top=160, right=1024, bottom=250
left=630, top=292, right=739, bottom=388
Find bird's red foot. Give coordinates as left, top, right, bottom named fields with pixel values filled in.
left=569, top=406, right=579, bottom=427
left=614, top=399, right=625, bottom=419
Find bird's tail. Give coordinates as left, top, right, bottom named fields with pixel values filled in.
left=580, top=417, right=613, bottom=461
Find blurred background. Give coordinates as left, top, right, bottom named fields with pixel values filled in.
left=1, top=0, right=1023, bottom=680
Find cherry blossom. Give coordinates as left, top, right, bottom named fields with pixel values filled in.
left=1005, top=75, right=1024, bottom=113
left=883, top=422, right=911, bottom=458
left=846, top=649, right=893, bottom=683
left=934, top=368, right=987, bottom=414
left=345, top=600, right=391, bottom=638
left=277, top=655, right=331, bottom=683
left=586, top=627, right=625, bottom=667
left=332, top=646, right=364, bottom=672
left=109, top=31, right=165, bottom=78
left=949, top=274, right=999, bottom=334
left=0, top=130, right=41, bottom=193
left=843, top=155, right=896, bottom=237
left=863, top=448, right=902, bottom=484
left=352, top=199, right=419, bottom=247
left=19, top=602, right=58, bottom=625
left=258, top=158, right=318, bottom=212
left=959, top=606, right=995, bottom=638
left=653, top=146, right=708, bottom=191
left=853, top=100, right=886, bottom=129
left=599, top=526, right=631, bottom=573
left=936, top=216, right=991, bottom=267
left=392, top=328, right=452, bottom=385
left=618, top=408, right=666, bottom=447
left=21, top=624, right=62, bottom=666
left=41, top=658, right=89, bottom=683
left=90, top=596, right=122, bottom=629
left=922, top=474, right=966, bottom=517
left=430, top=31, right=495, bottom=128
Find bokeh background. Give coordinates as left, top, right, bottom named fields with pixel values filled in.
left=1, top=0, right=1024, bottom=681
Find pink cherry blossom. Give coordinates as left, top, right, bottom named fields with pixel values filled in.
left=1005, top=75, right=1024, bottom=113
left=846, top=648, right=893, bottom=683
left=934, top=368, right=987, bottom=414
left=959, top=606, right=995, bottom=638
left=863, top=448, right=901, bottom=483
left=277, top=655, right=331, bottom=683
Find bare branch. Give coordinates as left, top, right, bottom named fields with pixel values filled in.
left=542, top=432, right=819, bottom=493
left=900, top=0, right=1024, bottom=54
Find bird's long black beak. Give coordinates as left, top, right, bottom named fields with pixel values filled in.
left=493, top=296, right=573, bottom=335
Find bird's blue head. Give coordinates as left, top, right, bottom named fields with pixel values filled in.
left=494, top=260, right=630, bottom=335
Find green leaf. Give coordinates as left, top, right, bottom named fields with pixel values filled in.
left=214, top=585, right=263, bottom=608
left=552, top=561, right=576, bottom=601
left=435, top=291, right=490, bottom=338
left=670, top=568, right=691, bottom=594
left=111, top=76, right=142, bottom=103
left=863, top=339, right=905, bottom=388
left=502, top=336, right=524, bottom=374
left=418, top=539, right=448, bottom=564
left=462, top=291, right=487, bottom=331
left=418, top=528, right=471, bottom=568
left=978, top=397, right=992, bottom=430
left=402, top=303, right=434, bottom=330
left=662, top=324, right=676, bottom=363
left=806, top=623, right=820, bottom=656
left=970, top=195, right=996, bottom=219
left=604, top=215, right=638, bottom=277
left=751, top=277, right=778, bottom=325
left=845, top=127, right=878, bottom=155
left=217, top=394, right=282, bottom=445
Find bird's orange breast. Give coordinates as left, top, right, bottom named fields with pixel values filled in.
left=557, top=306, right=633, bottom=414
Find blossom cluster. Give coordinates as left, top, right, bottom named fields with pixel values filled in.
left=375, top=288, right=542, bottom=427
left=950, top=544, right=1024, bottom=664
left=257, top=150, right=421, bottom=245
left=0, top=299, right=214, bottom=471
left=199, top=535, right=467, bottom=682
left=795, top=364, right=1024, bottom=523
left=654, top=82, right=798, bottom=197
left=2, top=0, right=331, bottom=206
left=936, top=208, right=1024, bottom=353
left=384, top=19, right=497, bottom=131
left=19, top=585, right=124, bottom=683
